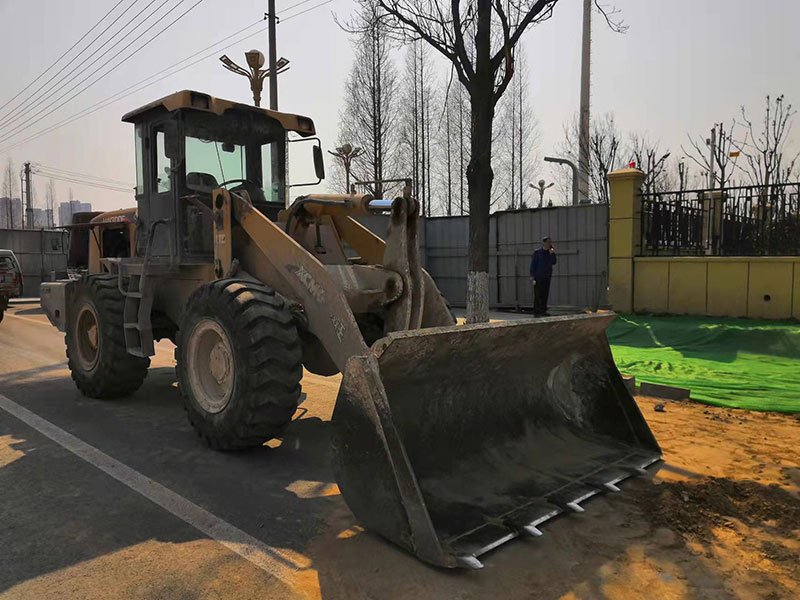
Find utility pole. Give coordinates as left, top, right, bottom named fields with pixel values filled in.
left=24, top=162, right=32, bottom=229
left=578, top=0, right=591, bottom=204
left=707, top=125, right=717, bottom=189
left=267, top=0, right=287, bottom=207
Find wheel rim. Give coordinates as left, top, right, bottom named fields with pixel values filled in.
left=75, top=303, right=101, bottom=371
left=186, top=319, right=235, bottom=414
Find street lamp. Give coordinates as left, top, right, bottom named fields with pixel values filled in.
left=544, top=156, right=580, bottom=205
left=529, top=179, right=555, bottom=208
left=327, top=144, right=364, bottom=193
left=219, top=50, right=289, bottom=107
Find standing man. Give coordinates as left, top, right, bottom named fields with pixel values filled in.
left=530, top=236, right=557, bottom=316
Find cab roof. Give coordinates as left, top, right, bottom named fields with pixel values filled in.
left=121, top=90, right=316, bottom=137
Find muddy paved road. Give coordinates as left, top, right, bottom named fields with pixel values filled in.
left=1, top=299, right=798, bottom=599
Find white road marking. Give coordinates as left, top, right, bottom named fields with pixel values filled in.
left=0, top=393, right=305, bottom=585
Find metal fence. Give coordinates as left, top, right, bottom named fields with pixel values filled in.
left=641, top=182, right=800, bottom=256
left=0, top=229, right=69, bottom=295
left=424, top=204, right=609, bottom=310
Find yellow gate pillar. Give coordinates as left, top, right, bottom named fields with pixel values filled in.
left=607, top=168, right=645, bottom=313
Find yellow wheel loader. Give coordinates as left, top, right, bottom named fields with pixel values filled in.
left=41, top=90, right=661, bottom=569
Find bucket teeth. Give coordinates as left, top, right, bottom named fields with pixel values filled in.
left=566, top=502, right=585, bottom=513
left=456, top=555, right=484, bottom=570
left=521, top=525, right=544, bottom=537
left=603, top=482, right=621, bottom=492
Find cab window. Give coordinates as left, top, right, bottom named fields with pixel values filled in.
left=134, top=124, right=144, bottom=195
left=153, top=129, right=171, bottom=193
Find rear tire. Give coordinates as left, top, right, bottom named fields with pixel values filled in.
left=176, top=279, right=303, bottom=450
left=66, top=275, right=150, bottom=398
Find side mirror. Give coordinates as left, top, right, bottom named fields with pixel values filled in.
left=163, top=120, right=181, bottom=159
left=313, top=145, right=325, bottom=181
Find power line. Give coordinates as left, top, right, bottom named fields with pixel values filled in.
left=0, top=0, right=142, bottom=129
left=0, top=0, right=331, bottom=153
left=0, top=21, right=265, bottom=154
left=0, top=0, right=206, bottom=146
left=35, top=172, right=133, bottom=194
left=34, top=164, right=134, bottom=187
left=0, top=0, right=130, bottom=116
left=280, top=0, right=333, bottom=23
left=0, top=0, right=178, bottom=137
left=0, top=0, right=164, bottom=132
left=280, top=0, right=319, bottom=14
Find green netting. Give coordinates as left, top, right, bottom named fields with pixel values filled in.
left=606, top=314, right=800, bottom=413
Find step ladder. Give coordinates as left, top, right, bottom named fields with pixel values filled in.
left=118, top=219, right=173, bottom=357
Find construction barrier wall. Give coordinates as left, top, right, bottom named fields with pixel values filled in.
left=608, top=169, right=800, bottom=319
left=0, top=229, right=69, bottom=295
left=424, top=205, right=609, bottom=310
left=2, top=210, right=609, bottom=311
left=361, top=206, right=609, bottom=311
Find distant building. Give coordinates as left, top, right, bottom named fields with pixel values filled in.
left=58, top=200, right=92, bottom=227
left=32, top=208, right=54, bottom=228
left=0, top=197, right=23, bottom=229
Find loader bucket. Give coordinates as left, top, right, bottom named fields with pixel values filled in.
left=331, top=313, right=661, bottom=569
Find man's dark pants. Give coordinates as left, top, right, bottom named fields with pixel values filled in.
left=533, top=277, right=551, bottom=316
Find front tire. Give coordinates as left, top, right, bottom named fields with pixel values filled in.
left=176, top=280, right=303, bottom=450
left=66, top=275, right=150, bottom=398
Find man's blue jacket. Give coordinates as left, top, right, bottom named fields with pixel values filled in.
left=530, top=247, right=557, bottom=280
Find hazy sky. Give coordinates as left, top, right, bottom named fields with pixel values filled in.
left=1, top=0, right=798, bottom=213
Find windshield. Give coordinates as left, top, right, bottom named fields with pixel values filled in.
left=0, top=257, right=15, bottom=270
left=185, top=136, right=246, bottom=192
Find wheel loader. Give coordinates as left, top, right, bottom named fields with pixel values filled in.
left=40, top=90, right=661, bottom=569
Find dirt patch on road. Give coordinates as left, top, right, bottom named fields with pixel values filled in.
left=633, top=476, right=800, bottom=540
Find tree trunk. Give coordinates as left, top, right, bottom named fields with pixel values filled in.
left=465, top=0, right=494, bottom=324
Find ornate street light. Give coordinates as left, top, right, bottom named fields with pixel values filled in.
left=529, top=179, right=555, bottom=208
left=219, top=50, right=289, bottom=107
left=327, top=144, right=364, bottom=193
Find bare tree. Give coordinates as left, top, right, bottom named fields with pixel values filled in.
left=2, top=157, right=19, bottom=228
left=738, top=94, right=799, bottom=188
left=432, top=74, right=472, bottom=216
left=497, top=47, right=537, bottom=209
left=336, top=4, right=402, bottom=198
left=683, top=120, right=741, bottom=189
left=628, top=133, right=671, bottom=195
left=361, top=0, right=620, bottom=322
left=400, top=42, right=439, bottom=215
left=556, top=112, right=623, bottom=204
left=46, top=178, right=57, bottom=228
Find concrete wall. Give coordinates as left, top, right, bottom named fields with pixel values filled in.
left=608, top=168, right=800, bottom=319
left=0, top=229, right=69, bottom=295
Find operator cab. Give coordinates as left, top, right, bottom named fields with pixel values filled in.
left=122, top=90, right=320, bottom=261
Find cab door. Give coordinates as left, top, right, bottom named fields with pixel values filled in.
left=146, top=120, right=177, bottom=258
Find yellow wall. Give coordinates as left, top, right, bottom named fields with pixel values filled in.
left=632, top=257, right=800, bottom=320
left=607, top=167, right=799, bottom=321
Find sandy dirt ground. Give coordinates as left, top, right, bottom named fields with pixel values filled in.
left=307, top=396, right=800, bottom=600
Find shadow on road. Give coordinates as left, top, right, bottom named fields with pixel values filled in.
left=0, top=365, right=752, bottom=599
